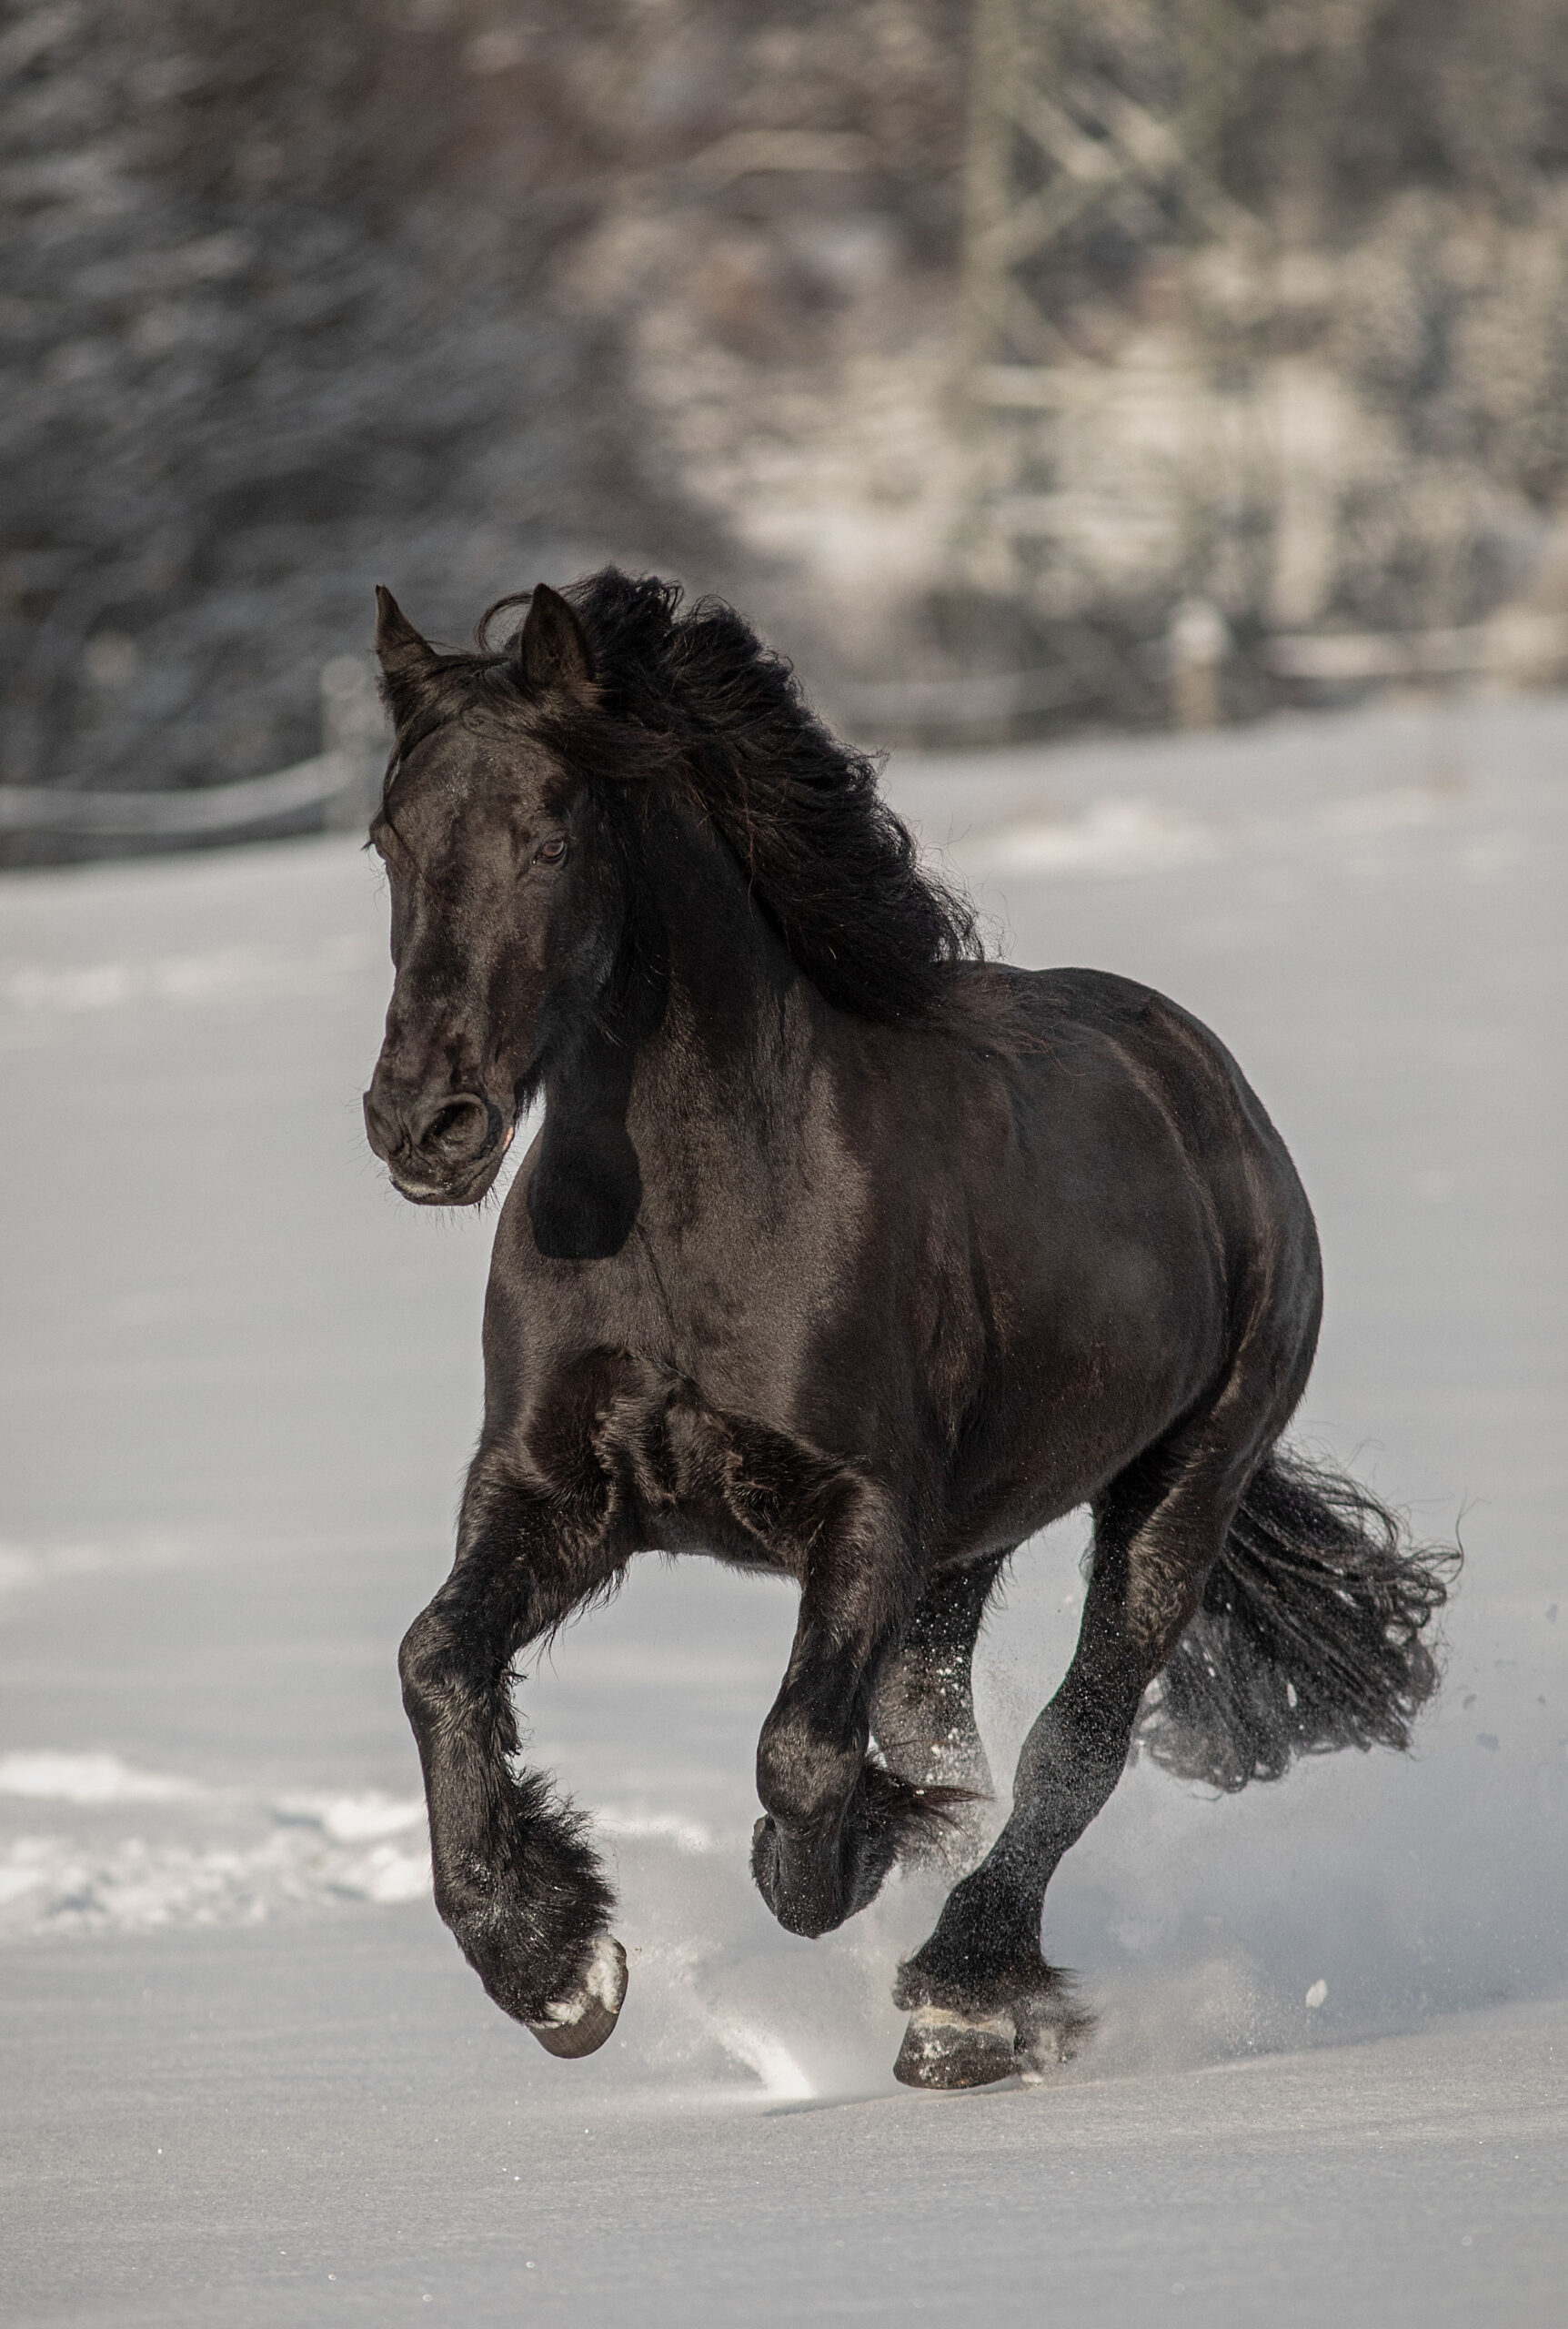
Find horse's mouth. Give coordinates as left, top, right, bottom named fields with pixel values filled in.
left=388, top=1120, right=515, bottom=1208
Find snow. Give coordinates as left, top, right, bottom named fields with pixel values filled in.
left=2, top=691, right=1565, bottom=2322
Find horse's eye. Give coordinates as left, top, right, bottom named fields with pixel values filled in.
left=534, top=836, right=569, bottom=867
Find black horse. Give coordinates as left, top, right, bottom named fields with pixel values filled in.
left=362, top=571, right=1453, bottom=2090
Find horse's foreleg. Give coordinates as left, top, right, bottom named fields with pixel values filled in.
left=398, top=1455, right=630, bottom=2053
left=869, top=1554, right=1006, bottom=1865
left=893, top=1451, right=1243, bottom=2088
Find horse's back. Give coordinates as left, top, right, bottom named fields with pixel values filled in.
left=966, top=959, right=1310, bottom=1232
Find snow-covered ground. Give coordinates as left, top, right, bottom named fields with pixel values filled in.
left=2, top=693, right=1564, bottom=2324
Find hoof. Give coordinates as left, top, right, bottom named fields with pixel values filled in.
left=893, top=1991, right=1092, bottom=2090
left=527, top=1935, right=628, bottom=2061
left=894, top=2003, right=1018, bottom=2090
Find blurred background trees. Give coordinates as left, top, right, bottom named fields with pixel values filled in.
left=5, top=0, right=1568, bottom=817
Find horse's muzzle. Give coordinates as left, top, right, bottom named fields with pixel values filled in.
left=362, top=1084, right=511, bottom=1205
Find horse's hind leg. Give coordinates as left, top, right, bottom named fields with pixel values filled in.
left=870, top=1555, right=1006, bottom=1864
left=892, top=1433, right=1260, bottom=2091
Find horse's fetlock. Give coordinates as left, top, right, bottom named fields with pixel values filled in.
left=893, top=1940, right=1080, bottom=2028
left=447, top=1850, right=617, bottom=2029
left=755, top=1719, right=859, bottom=1830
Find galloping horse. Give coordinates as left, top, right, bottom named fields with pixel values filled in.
left=361, top=572, right=1452, bottom=2089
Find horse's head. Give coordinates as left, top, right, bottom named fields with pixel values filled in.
left=363, top=564, right=980, bottom=1241
left=362, top=584, right=648, bottom=1229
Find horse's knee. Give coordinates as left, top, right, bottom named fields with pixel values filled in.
left=397, top=1602, right=469, bottom=1729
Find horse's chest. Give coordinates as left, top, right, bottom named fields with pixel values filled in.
left=591, top=1374, right=850, bottom=1579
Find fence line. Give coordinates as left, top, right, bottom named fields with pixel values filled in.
left=0, top=751, right=364, bottom=839
left=0, top=656, right=387, bottom=852
left=3, top=613, right=1565, bottom=850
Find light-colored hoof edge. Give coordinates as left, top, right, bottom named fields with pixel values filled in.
left=528, top=1935, right=628, bottom=2061
left=893, top=1997, right=1084, bottom=2091
left=895, top=2003, right=1016, bottom=2090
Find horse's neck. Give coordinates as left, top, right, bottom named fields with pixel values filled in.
left=630, top=813, right=825, bottom=1177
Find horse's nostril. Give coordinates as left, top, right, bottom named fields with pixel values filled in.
left=411, top=1093, right=497, bottom=1165
left=427, top=1103, right=473, bottom=1147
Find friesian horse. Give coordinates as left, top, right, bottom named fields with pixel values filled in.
left=361, top=572, right=1452, bottom=2089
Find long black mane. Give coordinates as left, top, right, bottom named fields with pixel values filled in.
left=386, top=568, right=982, bottom=1025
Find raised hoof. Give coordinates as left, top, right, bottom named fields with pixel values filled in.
left=527, top=1935, right=628, bottom=2061
left=894, top=2003, right=1018, bottom=2090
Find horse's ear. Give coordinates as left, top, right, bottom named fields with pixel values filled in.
left=375, top=589, right=441, bottom=730
left=374, top=587, right=438, bottom=697
left=516, top=585, right=594, bottom=693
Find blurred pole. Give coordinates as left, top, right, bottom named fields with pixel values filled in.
left=953, top=0, right=1072, bottom=607
left=955, top=0, right=1267, bottom=700
left=957, top=0, right=1021, bottom=386
left=1167, top=597, right=1230, bottom=728
left=318, top=656, right=387, bottom=831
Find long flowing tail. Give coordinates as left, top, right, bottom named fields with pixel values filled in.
left=1137, top=1448, right=1460, bottom=1792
